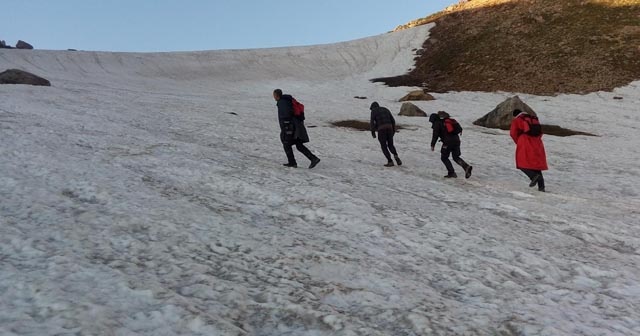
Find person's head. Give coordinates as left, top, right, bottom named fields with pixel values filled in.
left=429, top=113, right=438, bottom=123
left=273, top=89, right=283, bottom=101
left=512, top=108, right=522, bottom=117
left=437, top=110, right=450, bottom=119
left=370, top=102, right=379, bottom=110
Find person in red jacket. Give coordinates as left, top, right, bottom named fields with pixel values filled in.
left=510, top=109, right=548, bottom=192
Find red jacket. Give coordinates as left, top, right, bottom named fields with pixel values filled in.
left=510, top=113, right=548, bottom=170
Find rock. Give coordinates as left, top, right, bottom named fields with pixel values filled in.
left=0, top=69, right=51, bottom=86
left=16, top=40, right=34, bottom=49
left=398, top=102, right=427, bottom=117
left=399, top=90, right=435, bottom=102
left=473, top=96, right=536, bottom=130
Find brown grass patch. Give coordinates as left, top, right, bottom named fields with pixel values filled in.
left=376, top=0, right=640, bottom=96
left=331, top=120, right=410, bottom=131
left=480, top=123, right=597, bottom=136
left=541, top=124, right=597, bottom=137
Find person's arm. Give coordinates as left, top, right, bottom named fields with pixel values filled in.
left=430, top=122, right=440, bottom=150
left=510, top=118, right=521, bottom=144
left=370, top=110, right=376, bottom=138
left=390, top=113, right=396, bottom=133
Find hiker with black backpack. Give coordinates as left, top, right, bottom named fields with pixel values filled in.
left=273, top=89, right=321, bottom=169
left=370, top=102, right=402, bottom=167
left=510, top=109, right=547, bottom=192
left=429, top=111, right=473, bottom=178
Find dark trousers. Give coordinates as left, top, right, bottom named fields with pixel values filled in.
left=284, top=140, right=316, bottom=165
left=520, top=168, right=545, bottom=190
left=377, top=129, right=398, bottom=162
left=441, top=144, right=469, bottom=174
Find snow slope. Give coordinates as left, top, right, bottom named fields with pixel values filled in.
left=1, top=24, right=640, bottom=335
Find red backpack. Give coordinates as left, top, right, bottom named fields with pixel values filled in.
left=444, top=118, right=462, bottom=135
left=291, top=97, right=305, bottom=120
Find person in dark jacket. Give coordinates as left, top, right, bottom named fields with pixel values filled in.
left=430, top=111, right=473, bottom=178
left=510, top=109, right=547, bottom=192
left=370, top=102, right=402, bottom=167
left=273, top=89, right=320, bottom=169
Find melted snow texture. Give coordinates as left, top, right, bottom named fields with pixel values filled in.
left=1, top=24, right=640, bottom=335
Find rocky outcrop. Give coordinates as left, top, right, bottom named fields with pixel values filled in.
left=398, top=102, right=427, bottom=117
left=16, top=40, right=34, bottom=49
left=399, top=90, right=435, bottom=102
left=473, top=96, right=536, bottom=130
left=0, top=69, right=51, bottom=86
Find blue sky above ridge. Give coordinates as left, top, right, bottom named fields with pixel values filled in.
left=2, top=0, right=457, bottom=52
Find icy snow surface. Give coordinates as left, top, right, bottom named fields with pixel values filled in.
left=1, top=24, right=639, bottom=335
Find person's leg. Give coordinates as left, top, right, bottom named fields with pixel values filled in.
left=387, top=133, right=398, bottom=156
left=295, top=141, right=314, bottom=161
left=520, top=168, right=537, bottom=179
left=294, top=141, right=320, bottom=168
left=378, top=131, right=392, bottom=163
left=451, top=145, right=469, bottom=169
left=536, top=171, right=545, bottom=191
left=283, top=142, right=297, bottom=166
left=388, top=132, right=402, bottom=165
left=451, top=145, right=472, bottom=178
left=441, top=146, right=456, bottom=177
left=520, top=168, right=541, bottom=187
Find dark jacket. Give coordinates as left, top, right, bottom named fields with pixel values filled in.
left=430, top=115, right=461, bottom=147
left=370, top=106, right=396, bottom=137
left=277, top=94, right=309, bottom=144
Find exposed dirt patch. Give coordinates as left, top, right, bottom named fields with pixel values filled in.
left=541, top=124, right=598, bottom=137
left=375, top=0, right=640, bottom=96
left=483, top=123, right=598, bottom=136
left=331, top=120, right=410, bottom=131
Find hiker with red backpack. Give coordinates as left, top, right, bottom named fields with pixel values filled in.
left=510, top=109, right=547, bottom=192
left=370, top=102, right=402, bottom=167
left=430, top=111, right=473, bottom=178
left=273, top=89, right=320, bottom=169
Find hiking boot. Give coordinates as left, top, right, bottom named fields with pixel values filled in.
left=444, top=173, right=457, bottom=178
left=283, top=163, right=297, bottom=168
left=384, top=161, right=395, bottom=167
left=529, top=174, right=541, bottom=187
left=309, top=157, right=321, bottom=169
left=465, top=165, right=473, bottom=179
left=538, top=187, right=546, bottom=192
left=394, top=156, right=402, bottom=166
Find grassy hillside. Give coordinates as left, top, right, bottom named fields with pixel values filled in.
left=375, top=0, right=640, bottom=95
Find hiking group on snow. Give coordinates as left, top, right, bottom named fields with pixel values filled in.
left=274, top=89, right=548, bottom=192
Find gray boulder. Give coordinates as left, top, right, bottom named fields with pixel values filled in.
left=399, top=90, right=435, bottom=102
left=473, top=96, right=537, bottom=130
left=398, top=102, right=427, bottom=117
left=16, top=40, right=34, bottom=49
left=0, top=69, right=51, bottom=86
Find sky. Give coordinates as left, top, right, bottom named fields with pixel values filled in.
left=1, top=0, right=457, bottom=52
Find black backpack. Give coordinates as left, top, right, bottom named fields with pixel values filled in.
left=524, top=115, right=542, bottom=136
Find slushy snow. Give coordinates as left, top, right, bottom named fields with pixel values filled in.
left=1, top=24, right=639, bottom=335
